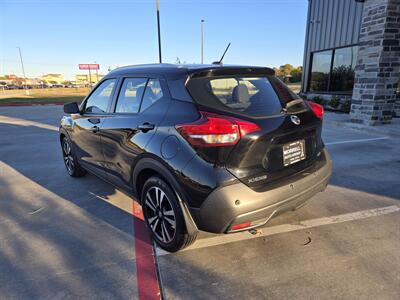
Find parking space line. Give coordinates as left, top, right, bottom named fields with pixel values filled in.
left=156, top=205, right=400, bottom=256
left=325, top=137, right=388, bottom=145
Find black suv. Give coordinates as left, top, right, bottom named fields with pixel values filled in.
left=60, top=64, right=332, bottom=252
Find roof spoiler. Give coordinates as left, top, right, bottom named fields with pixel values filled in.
left=188, top=67, right=275, bottom=79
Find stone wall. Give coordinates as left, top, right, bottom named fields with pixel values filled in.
left=350, top=0, right=400, bottom=125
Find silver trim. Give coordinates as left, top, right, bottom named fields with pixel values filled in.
left=290, top=115, right=301, bottom=125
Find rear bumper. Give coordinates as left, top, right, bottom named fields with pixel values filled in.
left=195, top=149, right=332, bottom=233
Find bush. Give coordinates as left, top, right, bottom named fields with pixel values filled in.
left=341, top=101, right=351, bottom=113
left=329, top=96, right=340, bottom=108
left=312, top=96, right=324, bottom=105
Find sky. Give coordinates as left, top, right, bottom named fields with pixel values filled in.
left=0, top=0, right=308, bottom=80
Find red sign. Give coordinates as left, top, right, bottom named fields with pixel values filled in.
left=79, top=64, right=100, bottom=70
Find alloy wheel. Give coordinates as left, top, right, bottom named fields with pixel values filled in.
left=62, top=140, right=75, bottom=174
left=145, top=186, right=176, bottom=244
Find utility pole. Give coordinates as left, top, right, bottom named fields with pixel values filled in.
left=201, top=19, right=204, bottom=64
left=88, top=68, right=92, bottom=87
left=156, top=0, right=162, bottom=63
left=94, top=61, right=99, bottom=82
left=16, top=46, right=29, bottom=95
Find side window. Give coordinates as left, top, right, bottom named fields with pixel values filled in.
left=140, top=79, right=164, bottom=112
left=115, top=78, right=148, bottom=113
left=85, top=79, right=116, bottom=113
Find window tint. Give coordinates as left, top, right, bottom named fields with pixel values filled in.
left=85, top=79, right=116, bottom=113
left=115, top=78, right=147, bottom=113
left=308, top=46, right=358, bottom=93
left=187, top=76, right=284, bottom=117
left=330, top=46, right=358, bottom=92
left=140, top=79, right=164, bottom=112
left=309, top=50, right=332, bottom=92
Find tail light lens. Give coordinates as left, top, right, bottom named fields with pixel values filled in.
left=176, top=111, right=260, bottom=147
left=306, top=101, right=324, bottom=119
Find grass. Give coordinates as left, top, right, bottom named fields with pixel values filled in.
left=0, top=87, right=89, bottom=105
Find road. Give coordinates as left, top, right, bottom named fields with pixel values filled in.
left=0, top=105, right=399, bottom=299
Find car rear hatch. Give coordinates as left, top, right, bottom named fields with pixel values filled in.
left=183, top=67, right=325, bottom=191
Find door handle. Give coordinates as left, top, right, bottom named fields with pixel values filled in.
left=137, top=122, right=155, bottom=132
left=91, top=126, right=100, bottom=133
left=88, top=118, right=101, bottom=124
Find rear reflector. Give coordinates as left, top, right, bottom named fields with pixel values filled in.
left=231, top=222, right=252, bottom=231
left=176, top=111, right=260, bottom=147
left=306, top=101, right=324, bottom=119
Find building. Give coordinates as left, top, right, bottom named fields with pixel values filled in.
left=41, top=74, right=65, bottom=84
left=75, top=74, right=104, bottom=85
left=301, top=0, right=400, bottom=125
left=0, top=75, right=41, bottom=86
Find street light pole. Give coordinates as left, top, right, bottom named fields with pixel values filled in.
left=201, top=19, right=204, bottom=64
left=16, top=46, right=29, bottom=95
left=156, top=0, right=162, bottom=63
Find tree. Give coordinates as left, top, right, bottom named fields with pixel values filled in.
left=279, top=64, right=295, bottom=76
left=273, top=64, right=303, bottom=83
left=290, top=67, right=303, bottom=83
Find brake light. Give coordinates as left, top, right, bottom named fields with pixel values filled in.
left=176, top=111, right=260, bottom=147
left=306, top=101, right=324, bottom=119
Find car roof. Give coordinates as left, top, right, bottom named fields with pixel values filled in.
left=106, top=63, right=275, bottom=79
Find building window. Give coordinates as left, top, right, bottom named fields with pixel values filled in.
left=308, top=46, right=358, bottom=94
left=309, top=50, right=332, bottom=92
left=330, top=47, right=358, bottom=92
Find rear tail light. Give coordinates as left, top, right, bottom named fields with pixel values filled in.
left=176, top=111, right=260, bottom=147
left=306, top=101, right=324, bottom=119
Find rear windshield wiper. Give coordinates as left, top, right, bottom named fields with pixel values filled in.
left=281, top=99, right=306, bottom=114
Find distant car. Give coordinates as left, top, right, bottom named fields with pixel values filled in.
left=60, top=64, right=332, bottom=252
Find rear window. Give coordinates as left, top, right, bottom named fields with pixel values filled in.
left=187, top=76, right=300, bottom=117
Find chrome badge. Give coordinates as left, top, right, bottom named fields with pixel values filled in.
left=290, top=115, right=301, bottom=125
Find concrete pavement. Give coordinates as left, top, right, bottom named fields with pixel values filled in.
left=0, top=106, right=399, bottom=299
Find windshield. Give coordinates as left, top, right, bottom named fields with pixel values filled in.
left=186, top=75, right=301, bottom=117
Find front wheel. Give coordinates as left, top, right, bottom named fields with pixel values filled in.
left=61, top=137, right=86, bottom=177
left=142, top=176, right=197, bottom=252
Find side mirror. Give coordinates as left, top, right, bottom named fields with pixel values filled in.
left=64, top=102, right=80, bottom=114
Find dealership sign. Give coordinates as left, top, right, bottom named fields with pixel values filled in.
left=79, top=64, right=100, bottom=70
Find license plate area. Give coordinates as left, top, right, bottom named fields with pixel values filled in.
left=282, top=140, right=306, bottom=166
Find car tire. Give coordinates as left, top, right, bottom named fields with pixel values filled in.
left=61, top=136, right=86, bottom=177
left=142, top=176, right=197, bottom=252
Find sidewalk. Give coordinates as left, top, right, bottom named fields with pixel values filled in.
left=324, top=111, right=400, bottom=138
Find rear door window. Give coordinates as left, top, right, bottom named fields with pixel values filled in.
left=187, top=76, right=300, bottom=117
left=115, top=78, right=147, bottom=113
left=140, top=79, right=164, bottom=112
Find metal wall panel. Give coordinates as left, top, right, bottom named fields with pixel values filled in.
left=301, top=0, right=364, bottom=93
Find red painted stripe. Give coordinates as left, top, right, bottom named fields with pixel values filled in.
left=132, top=201, right=161, bottom=300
